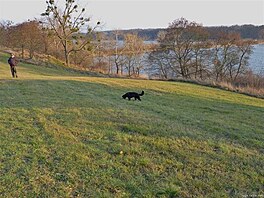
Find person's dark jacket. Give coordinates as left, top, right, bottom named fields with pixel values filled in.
left=8, top=57, right=18, bottom=67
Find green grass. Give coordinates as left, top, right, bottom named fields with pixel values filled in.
left=0, top=52, right=264, bottom=197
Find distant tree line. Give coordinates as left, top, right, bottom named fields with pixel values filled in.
left=103, top=28, right=163, bottom=41
left=104, top=25, right=264, bottom=41
left=207, top=25, right=264, bottom=40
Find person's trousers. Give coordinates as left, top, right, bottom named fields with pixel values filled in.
left=10, top=66, right=17, bottom=78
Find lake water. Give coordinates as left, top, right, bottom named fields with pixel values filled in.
left=249, top=44, right=264, bottom=75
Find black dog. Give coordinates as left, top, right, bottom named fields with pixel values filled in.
left=122, top=91, right=144, bottom=101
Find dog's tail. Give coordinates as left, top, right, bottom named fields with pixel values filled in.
left=139, top=91, right=144, bottom=96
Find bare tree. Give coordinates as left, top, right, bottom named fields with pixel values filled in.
left=90, top=32, right=109, bottom=73
left=158, top=17, right=208, bottom=78
left=0, top=21, right=13, bottom=47
left=41, top=0, right=100, bottom=66
left=190, top=28, right=210, bottom=80
left=123, top=33, right=146, bottom=77
left=112, top=30, right=125, bottom=75
left=147, top=48, right=174, bottom=79
left=147, top=18, right=209, bottom=79
left=6, top=21, right=45, bottom=59
left=24, top=21, right=43, bottom=58
left=211, top=32, right=247, bottom=81
left=229, top=40, right=254, bottom=81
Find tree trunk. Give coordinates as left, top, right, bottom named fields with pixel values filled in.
left=63, top=41, right=69, bottom=66
left=64, top=52, right=69, bottom=66
left=29, top=45, right=33, bottom=59
left=121, top=65, right=123, bottom=75
left=29, top=49, right=33, bottom=59
left=115, top=59, right=119, bottom=74
left=21, top=44, right=24, bottom=59
left=234, top=51, right=246, bottom=81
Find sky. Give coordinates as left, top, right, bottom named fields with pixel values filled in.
left=0, top=0, right=263, bottom=30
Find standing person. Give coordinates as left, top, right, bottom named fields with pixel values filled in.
left=8, top=53, right=18, bottom=78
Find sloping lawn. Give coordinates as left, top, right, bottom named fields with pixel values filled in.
left=1, top=52, right=264, bottom=197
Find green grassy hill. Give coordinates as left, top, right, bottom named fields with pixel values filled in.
left=1, top=52, right=264, bottom=197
